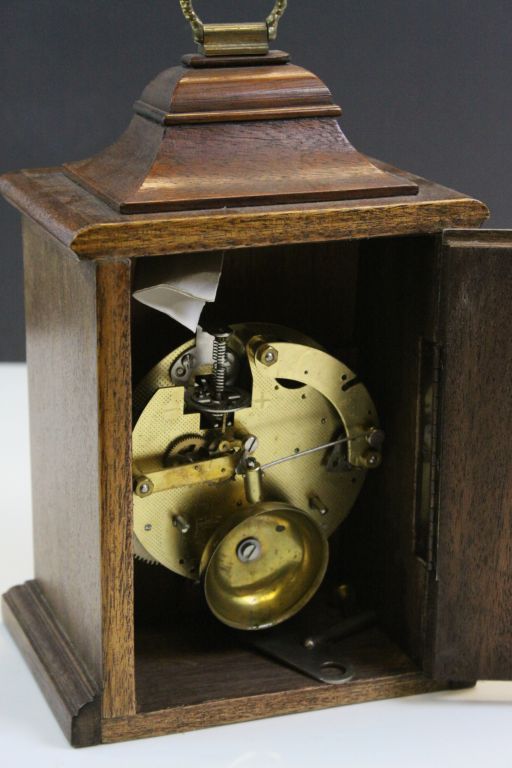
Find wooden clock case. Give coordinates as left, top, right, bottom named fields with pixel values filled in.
left=1, top=49, right=511, bottom=747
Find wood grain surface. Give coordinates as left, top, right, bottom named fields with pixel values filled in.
left=96, top=260, right=136, bottom=718
left=425, top=230, right=512, bottom=681
left=101, top=620, right=443, bottom=744
left=133, top=620, right=432, bottom=711
left=22, top=219, right=103, bottom=683
left=22, top=221, right=137, bottom=719
left=2, top=580, right=101, bottom=747
left=65, top=118, right=414, bottom=214
left=1, top=60, right=502, bottom=744
left=102, top=614, right=441, bottom=742
left=0, top=165, right=488, bottom=260
left=63, top=58, right=416, bottom=213
left=131, top=240, right=360, bottom=387
left=134, top=61, right=341, bottom=124
left=181, top=50, right=291, bottom=68
left=341, top=235, right=440, bottom=667
left=103, top=672, right=442, bottom=744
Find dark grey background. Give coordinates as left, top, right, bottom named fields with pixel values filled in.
left=1, top=0, right=511, bottom=360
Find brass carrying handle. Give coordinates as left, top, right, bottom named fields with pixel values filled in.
left=179, top=0, right=288, bottom=45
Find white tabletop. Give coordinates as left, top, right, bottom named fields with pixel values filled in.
left=1, top=362, right=511, bottom=766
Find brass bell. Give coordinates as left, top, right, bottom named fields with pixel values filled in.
left=201, top=502, right=329, bottom=630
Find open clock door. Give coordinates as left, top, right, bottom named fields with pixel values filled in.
left=425, top=230, right=512, bottom=681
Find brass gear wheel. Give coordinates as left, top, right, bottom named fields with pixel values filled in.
left=133, top=538, right=160, bottom=565
left=134, top=432, right=208, bottom=564
left=164, top=433, right=209, bottom=466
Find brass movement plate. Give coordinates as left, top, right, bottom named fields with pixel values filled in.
left=132, top=324, right=378, bottom=583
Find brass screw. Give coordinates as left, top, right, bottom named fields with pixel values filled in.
left=236, top=537, right=262, bottom=563
left=309, top=494, right=328, bottom=516
left=173, top=514, right=191, bottom=534
left=362, top=451, right=382, bottom=469
left=135, top=477, right=154, bottom=497
left=257, top=343, right=279, bottom=367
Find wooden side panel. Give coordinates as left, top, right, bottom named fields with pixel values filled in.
left=24, top=221, right=136, bottom=716
left=23, top=218, right=103, bottom=684
left=346, top=235, right=439, bottom=665
left=426, top=230, right=512, bottom=680
left=97, top=261, right=136, bottom=717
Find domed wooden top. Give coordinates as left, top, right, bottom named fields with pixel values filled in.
left=63, top=51, right=418, bottom=213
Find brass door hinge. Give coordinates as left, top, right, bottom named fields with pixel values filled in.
left=414, top=338, right=443, bottom=573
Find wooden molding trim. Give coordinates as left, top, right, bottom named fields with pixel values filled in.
left=101, top=673, right=443, bottom=744
left=134, top=102, right=342, bottom=125
left=1, top=579, right=449, bottom=747
left=70, top=197, right=488, bottom=259
left=443, top=228, right=512, bottom=249
left=181, top=50, right=291, bottom=68
left=0, top=168, right=489, bottom=260
left=2, top=580, right=101, bottom=748
left=133, top=62, right=340, bottom=125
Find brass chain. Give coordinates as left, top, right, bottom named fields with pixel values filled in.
left=179, top=0, right=204, bottom=43
left=266, top=0, right=287, bottom=40
left=178, top=1, right=288, bottom=44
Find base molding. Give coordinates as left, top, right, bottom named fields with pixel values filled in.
left=2, top=580, right=101, bottom=747
left=3, top=579, right=475, bottom=748
left=102, top=673, right=442, bottom=744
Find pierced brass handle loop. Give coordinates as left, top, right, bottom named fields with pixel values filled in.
left=179, top=0, right=204, bottom=44
left=266, top=0, right=288, bottom=40
left=179, top=1, right=288, bottom=54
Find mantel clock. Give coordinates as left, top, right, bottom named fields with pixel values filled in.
left=1, top=1, right=511, bottom=748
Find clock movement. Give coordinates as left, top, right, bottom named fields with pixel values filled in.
left=1, top=0, right=511, bottom=748
left=132, top=321, right=381, bottom=631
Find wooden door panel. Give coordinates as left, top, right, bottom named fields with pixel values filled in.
left=426, top=230, right=512, bottom=681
